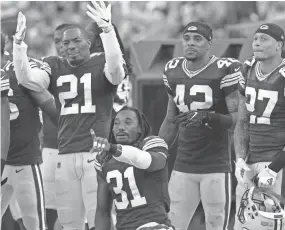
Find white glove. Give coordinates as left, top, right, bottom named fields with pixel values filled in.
left=14, top=12, right=27, bottom=44
left=86, top=1, right=112, bottom=32
left=256, top=166, right=277, bottom=188
left=235, top=158, right=251, bottom=184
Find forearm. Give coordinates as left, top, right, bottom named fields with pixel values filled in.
left=234, top=114, right=249, bottom=160
left=268, top=149, right=285, bottom=173
left=13, top=42, right=49, bottom=91
left=95, top=210, right=111, bottom=230
left=1, top=98, right=10, bottom=161
left=100, top=27, right=125, bottom=85
left=40, top=99, right=58, bottom=127
left=159, top=118, right=178, bottom=149
left=29, top=90, right=58, bottom=127
left=110, top=145, right=167, bottom=172
left=208, top=112, right=237, bottom=130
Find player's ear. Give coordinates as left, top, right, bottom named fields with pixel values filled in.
left=87, top=39, right=91, bottom=49
left=207, top=40, right=212, bottom=50
left=276, top=41, right=283, bottom=52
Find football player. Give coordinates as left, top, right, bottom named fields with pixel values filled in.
left=92, top=106, right=173, bottom=230
left=1, top=32, right=10, bottom=179
left=41, top=23, right=73, bottom=230
left=12, top=1, right=126, bottom=229
left=1, top=21, right=57, bottom=230
left=234, top=23, right=285, bottom=230
left=159, top=22, right=242, bottom=230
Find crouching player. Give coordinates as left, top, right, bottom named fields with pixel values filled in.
left=91, top=106, right=173, bottom=230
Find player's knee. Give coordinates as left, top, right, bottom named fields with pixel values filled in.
left=205, top=212, right=224, bottom=229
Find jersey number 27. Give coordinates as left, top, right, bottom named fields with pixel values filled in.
left=245, top=87, right=278, bottom=125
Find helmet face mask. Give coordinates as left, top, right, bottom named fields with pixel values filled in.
left=237, top=187, right=285, bottom=230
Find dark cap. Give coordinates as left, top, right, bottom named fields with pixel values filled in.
left=255, top=23, right=285, bottom=43
left=183, top=22, right=213, bottom=41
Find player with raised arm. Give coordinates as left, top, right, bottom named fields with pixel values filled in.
left=234, top=23, right=285, bottom=230
left=41, top=23, right=74, bottom=230
left=159, top=22, right=242, bottom=230
left=92, top=106, right=173, bottom=230
left=1, top=42, right=48, bottom=230
left=1, top=19, right=58, bottom=230
left=12, top=1, right=125, bottom=229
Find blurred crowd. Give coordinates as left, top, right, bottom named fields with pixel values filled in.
left=1, top=1, right=285, bottom=58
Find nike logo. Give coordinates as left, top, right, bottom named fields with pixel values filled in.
left=15, top=168, right=24, bottom=173
left=87, top=159, right=95, bottom=163
left=102, top=18, right=110, bottom=23
left=235, top=67, right=241, bottom=72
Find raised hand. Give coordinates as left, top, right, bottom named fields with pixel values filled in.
left=90, top=129, right=110, bottom=153
left=86, top=1, right=112, bottom=31
left=14, top=12, right=27, bottom=44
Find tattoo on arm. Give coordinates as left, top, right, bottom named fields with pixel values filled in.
left=225, top=90, right=239, bottom=131
left=234, top=92, right=250, bottom=160
left=158, top=94, right=179, bottom=149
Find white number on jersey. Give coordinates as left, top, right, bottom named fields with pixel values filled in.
left=106, top=166, right=147, bottom=210
left=173, top=84, right=213, bottom=112
left=279, top=67, right=285, bottom=77
left=165, top=58, right=180, bottom=71
left=8, top=88, right=19, bottom=121
left=57, top=73, right=96, bottom=115
left=245, top=86, right=278, bottom=124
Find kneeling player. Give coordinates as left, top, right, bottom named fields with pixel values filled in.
left=91, top=106, right=173, bottom=230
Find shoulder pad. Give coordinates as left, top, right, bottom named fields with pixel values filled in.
left=279, top=65, right=285, bottom=78
left=164, top=57, right=184, bottom=73
left=216, top=57, right=240, bottom=69
left=90, top=52, right=104, bottom=57
left=244, top=57, right=256, bottom=67
left=3, top=60, right=13, bottom=72
left=142, top=136, right=168, bottom=151
left=242, top=57, right=256, bottom=76
left=41, top=55, right=62, bottom=63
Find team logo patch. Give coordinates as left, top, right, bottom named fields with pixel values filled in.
left=187, top=26, right=197, bottom=31
left=57, top=162, right=61, bottom=168
left=259, top=25, right=269, bottom=30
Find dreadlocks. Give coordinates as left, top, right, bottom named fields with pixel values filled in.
left=109, top=106, right=151, bottom=147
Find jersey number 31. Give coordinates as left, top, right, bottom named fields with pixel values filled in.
left=107, top=167, right=147, bottom=210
